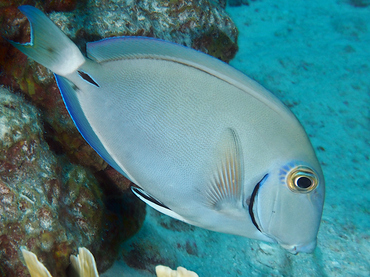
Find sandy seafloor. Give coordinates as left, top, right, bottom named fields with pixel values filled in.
left=102, top=1, right=370, bottom=276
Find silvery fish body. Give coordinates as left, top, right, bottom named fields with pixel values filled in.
left=9, top=6, right=325, bottom=253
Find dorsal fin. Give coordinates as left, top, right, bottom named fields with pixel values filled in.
left=86, top=37, right=290, bottom=117
left=203, top=128, right=244, bottom=209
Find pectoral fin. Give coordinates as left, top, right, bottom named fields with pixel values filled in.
left=203, top=128, right=244, bottom=209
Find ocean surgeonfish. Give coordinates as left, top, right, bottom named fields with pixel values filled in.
left=8, top=5, right=325, bottom=254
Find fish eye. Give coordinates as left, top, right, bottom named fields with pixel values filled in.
left=287, top=166, right=318, bottom=193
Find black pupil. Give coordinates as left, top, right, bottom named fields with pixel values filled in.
left=296, top=176, right=312, bottom=189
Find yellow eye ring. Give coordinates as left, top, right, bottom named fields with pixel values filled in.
left=287, top=166, right=318, bottom=193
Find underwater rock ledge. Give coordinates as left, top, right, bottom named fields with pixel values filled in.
left=0, top=87, right=145, bottom=276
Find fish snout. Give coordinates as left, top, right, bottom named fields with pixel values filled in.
left=280, top=239, right=317, bottom=254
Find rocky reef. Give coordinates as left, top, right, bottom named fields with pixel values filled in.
left=0, top=87, right=145, bottom=276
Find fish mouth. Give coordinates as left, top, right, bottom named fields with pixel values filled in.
left=280, top=239, right=317, bottom=254
left=248, top=174, right=268, bottom=233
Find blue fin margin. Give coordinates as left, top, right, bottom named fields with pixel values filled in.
left=55, top=74, right=131, bottom=181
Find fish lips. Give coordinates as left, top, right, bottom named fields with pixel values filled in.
left=280, top=239, right=317, bottom=254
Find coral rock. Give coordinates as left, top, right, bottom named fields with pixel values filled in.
left=0, top=87, right=144, bottom=276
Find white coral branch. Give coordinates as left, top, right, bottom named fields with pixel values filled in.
left=21, top=247, right=199, bottom=277
left=156, top=265, right=199, bottom=277
left=21, top=248, right=52, bottom=277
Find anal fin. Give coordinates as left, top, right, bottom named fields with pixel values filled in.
left=203, top=128, right=244, bottom=209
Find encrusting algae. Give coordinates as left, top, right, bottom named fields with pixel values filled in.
left=21, top=247, right=199, bottom=277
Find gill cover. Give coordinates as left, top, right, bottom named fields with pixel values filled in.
left=253, top=161, right=325, bottom=253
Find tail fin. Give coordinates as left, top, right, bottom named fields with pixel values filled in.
left=9, top=5, right=85, bottom=76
